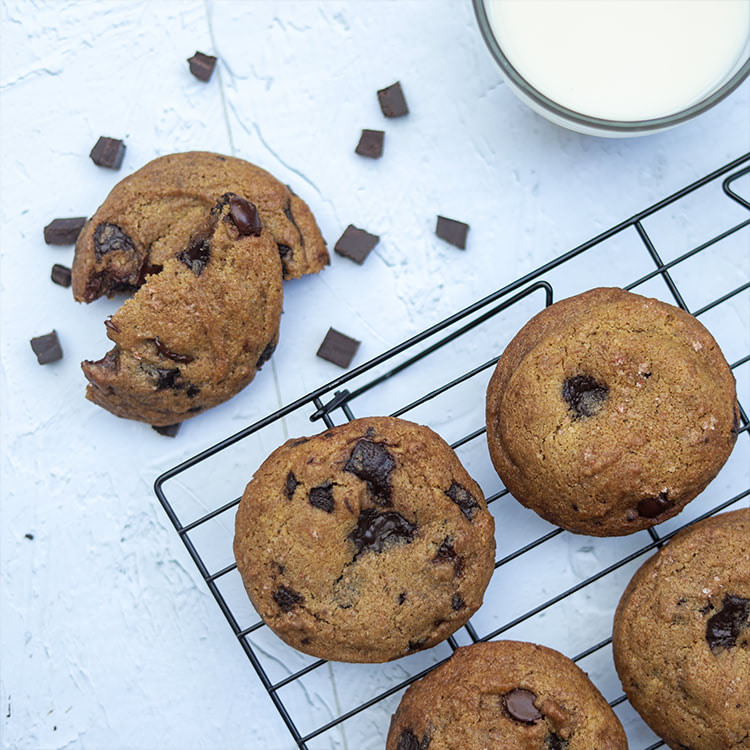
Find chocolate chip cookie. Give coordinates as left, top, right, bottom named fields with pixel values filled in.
left=71, top=150, right=328, bottom=302
left=387, top=640, right=627, bottom=750
left=613, top=508, right=750, bottom=750
left=82, top=194, right=283, bottom=425
left=233, top=417, right=496, bottom=663
left=486, top=287, right=738, bottom=536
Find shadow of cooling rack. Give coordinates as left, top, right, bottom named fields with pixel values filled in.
left=155, top=153, right=750, bottom=750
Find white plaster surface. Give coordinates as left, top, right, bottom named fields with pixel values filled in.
left=1, top=2, right=748, bottom=749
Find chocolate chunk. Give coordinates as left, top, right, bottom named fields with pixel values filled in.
left=398, top=591, right=407, bottom=605
left=562, top=374, right=609, bottom=418
left=435, top=215, right=469, bottom=250
left=152, top=423, right=180, bottom=438
left=285, top=472, right=299, bottom=500
left=278, top=242, right=293, bottom=264
left=355, top=129, right=384, bottom=158
left=407, top=637, right=428, bottom=652
left=283, top=201, right=304, bottom=246
left=177, top=234, right=211, bottom=275
left=316, top=327, right=360, bottom=368
left=705, top=594, right=750, bottom=652
left=228, top=195, right=262, bottom=236
left=344, top=439, right=396, bottom=505
left=186, top=385, right=200, bottom=398
left=433, top=537, right=456, bottom=562
left=137, top=258, right=163, bottom=285
left=396, top=729, right=430, bottom=750
left=637, top=490, right=673, bottom=519
left=256, top=339, right=276, bottom=370
left=503, top=688, right=542, bottom=724
left=334, top=224, right=379, bottom=264
left=445, top=482, right=480, bottom=521
left=272, top=585, right=304, bottom=612
left=50, top=264, right=72, bottom=287
left=93, top=222, right=136, bottom=260
left=546, top=734, right=568, bottom=750
left=30, top=331, right=63, bottom=365
left=24, top=533, right=34, bottom=540
left=378, top=81, right=409, bottom=118
left=44, top=217, right=86, bottom=245
left=154, top=337, right=194, bottom=364
left=309, top=481, right=335, bottom=513
left=142, top=364, right=180, bottom=390
left=187, top=51, right=217, bottom=82
left=89, top=136, right=126, bottom=169
left=90, top=348, right=120, bottom=373
left=451, top=594, right=466, bottom=611
left=348, top=508, right=416, bottom=558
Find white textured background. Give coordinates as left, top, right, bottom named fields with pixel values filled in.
left=1, top=2, right=749, bottom=749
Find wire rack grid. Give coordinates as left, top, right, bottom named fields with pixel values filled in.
left=155, top=153, right=750, bottom=750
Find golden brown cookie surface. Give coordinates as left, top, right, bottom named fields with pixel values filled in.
left=72, top=151, right=328, bottom=302
left=387, top=640, right=627, bottom=750
left=613, top=508, right=750, bottom=750
left=233, top=417, right=496, bottom=663
left=486, top=287, right=738, bottom=536
left=82, top=193, right=283, bottom=425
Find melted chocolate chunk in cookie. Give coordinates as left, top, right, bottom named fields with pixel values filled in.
left=349, top=508, right=416, bottom=558
left=177, top=234, right=211, bottom=275
left=272, top=585, right=304, bottom=612
left=705, top=593, right=750, bottom=652
left=546, top=734, right=568, bottom=750
left=154, top=336, right=194, bottom=364
left=141, top=363, right=180, bottom=390
left=309, top=481, right=335, bottom=513
left=433, top=537, right=456, bottom=562
left=396, top=729, right=429, bottom=750
left=344, top=439, right=396, bottom=505
left=93, top=222, right=136, bottom=260
left=255, top=339, right=276, bottom=370
left=283, top=200, right=304, bottom=246
left=562, top=374, right=609, bottom=419
left=285, top=471, right=298, bottom=500
left=228, top=195, right=262, bottom=236
left=451, top=594, right=466, bottom=611
left=503, top=688, right=542, bottom=724
left=445, top=482, right=480, bottom=521
left=637, top=491, right=674, bottom=519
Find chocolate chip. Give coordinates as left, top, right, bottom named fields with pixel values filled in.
left=137, top=260, right=163, bottom=285
left=453, top=557, right=465, bottom=578
left=44, top=217, right=86, bottom=245
left=50, top=264, right=72, bottom=287
left=89, top=136, right=126, bottom=169
left=334, top=224, right=379, bottom=264
left=396, top=730, right=422, bottom=750
left=398, top=591, right=407, bottom=605
left=503, top=688, right=542, bottom=724
left=706, top=594, right=750, bottom=652
left=451, top=594, right=466, bottom=611
left=546, top=734, right=568, bottom=750
left=91, top=348, right=120, bottom=373
left=24, top=533, right=34, bottom=540
left=637, top=491, right=673, bottom=519
left=154, top=337, right=195, bottom=364
left=283, top=200, right=304, bottom=246
left=436, top=216, right=469, bottom=250
left=228, top=195, right=262, bottom=236
left=272, top=585, right=304, bottom=612
left=309, top=481, right=335, bottom=513
left=433, top=537, right=456, bottom=563
left=93, top=223, right=136, bottom=260
left=142, top=364, right=180, bottom=390
left=291, top=438, right=309, bottom=447
left=732, top=406, right=741, bottom=435
left=285, top=472, right=299, bottom=500
left=344, top=439, right=396, bottom=505
left=562, top=375, right=609, bottom=418
left=445, top=482, right=480, bottom=521
left=187, top=51, right=217, bottom=82
left=278, top=243, right=293, bottom=261
left=316, top=327, right=360, bottom=368
left=348, top=508, right=416, bottom=558
left=256, top=339, right=276, bottom=370
left=407, top=638, right=428, bottom=652
left=177, top=234, right=211, bottom=275
left=186, top=385, right=200, bottom=398
left=152, top=423, right=180, bottom=438
left=355, top=129, right=384, bottom=158
left=378, top=81, right=409, bottom=118
left=30, top=331, right=63, bottom=364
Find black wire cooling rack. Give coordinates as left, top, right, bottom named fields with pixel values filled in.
left=155, top=154, right=750, bottom=750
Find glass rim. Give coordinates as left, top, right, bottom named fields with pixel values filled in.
left=473, top=0, right=750, bottom=133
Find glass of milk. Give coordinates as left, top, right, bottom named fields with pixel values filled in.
left=474, top=0, right=750, bottom=136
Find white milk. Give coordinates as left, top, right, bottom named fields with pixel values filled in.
left=486, top=0, right=750, bottom=121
